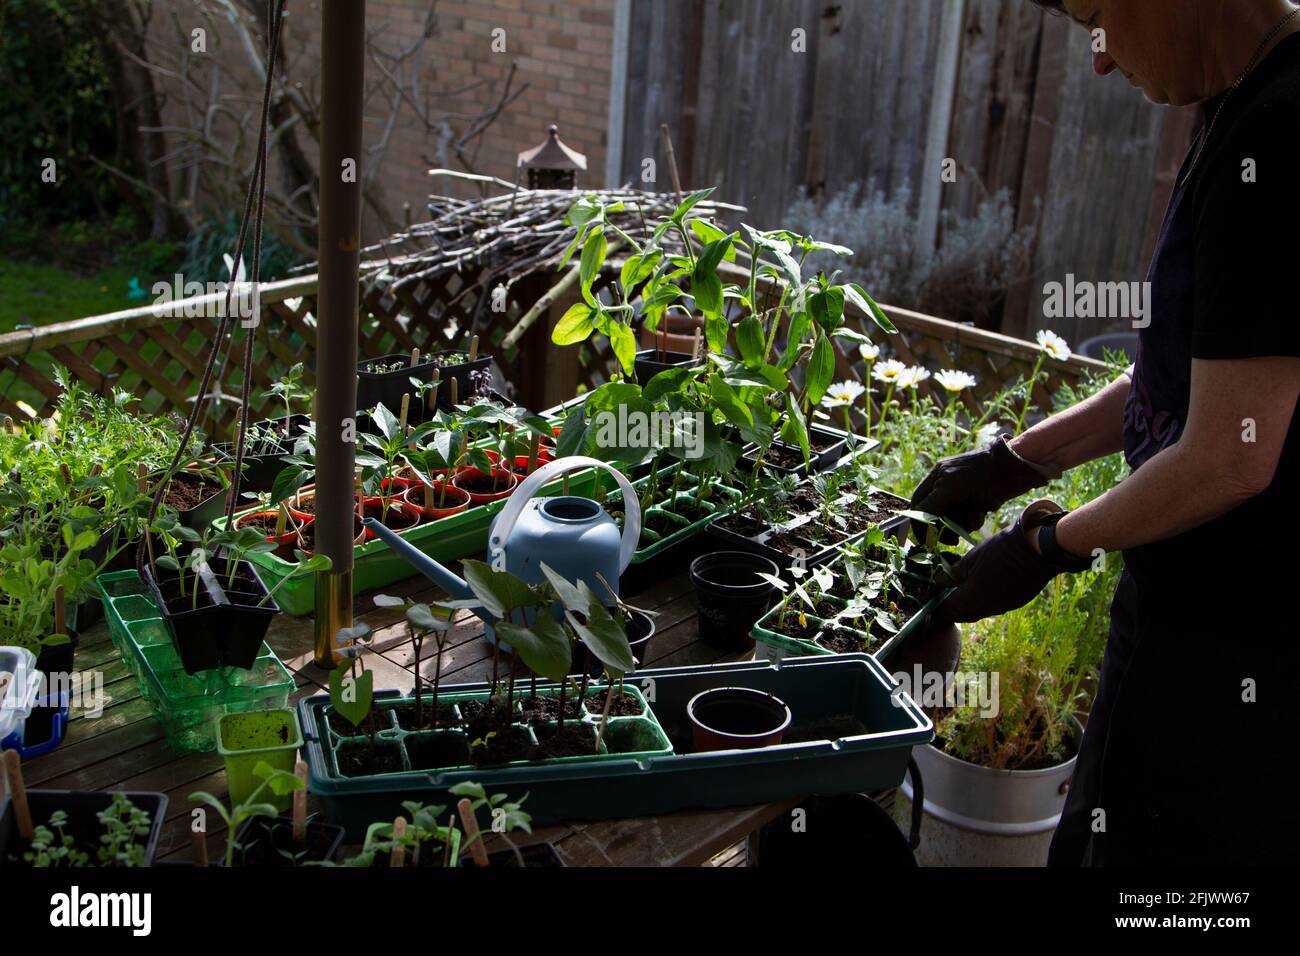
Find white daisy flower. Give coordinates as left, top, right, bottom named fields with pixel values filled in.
left=821, top=380, right=867, bottom=408
left=872, top=359, right=907, bottom=384
left=1036, top=329, right=1071, bottom=361
left=899, top=366, right=931, bottom=389
left=934, top=369, right=978, bottom=393
left=976, top=422, right=1002, bottom=446
left=858, top=342, right=880, bottom=362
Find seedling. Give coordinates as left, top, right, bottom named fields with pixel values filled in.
left=190, top=761, right=306, bottom=867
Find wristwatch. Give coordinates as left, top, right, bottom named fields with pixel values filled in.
left=1035, top=511, right=1093, bottom=573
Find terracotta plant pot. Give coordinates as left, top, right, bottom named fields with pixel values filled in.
left=487, top=448, right=556, bottom=477
left=451, top=466, right=518, bottom=505
left=359, top=496, right=422, bottom=541
left=400, top=481, right=471, bottom=520
left=687, top=686, right=791, bottom=753
left=232, top=509, right=302, bottom=560
left=294, top=515, right=364, bottom=557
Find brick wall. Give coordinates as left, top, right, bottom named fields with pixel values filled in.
left=154, top=0, right=616, bottom=243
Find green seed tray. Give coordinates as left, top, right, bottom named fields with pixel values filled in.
left=213, top=466, right=601, bottom=615
left=750, top=561, right=945, bottom=663
left=312, top=683, right=671, bottom=786
left=96, top=571, right=295, bottom=752
left=299, top=654, right=933, bottom=834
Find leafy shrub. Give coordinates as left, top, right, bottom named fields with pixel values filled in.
left=785, top=180, right=1035, bottom=327
left=180, top=212, right=305, bottom=284
left=0, top=0, right=120, bottom=229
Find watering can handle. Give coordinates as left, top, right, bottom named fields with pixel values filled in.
left=487, top=456, right=642, bottom=573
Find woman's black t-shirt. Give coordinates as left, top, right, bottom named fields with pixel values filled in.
left=1096, top=32, right=1300, bottom=865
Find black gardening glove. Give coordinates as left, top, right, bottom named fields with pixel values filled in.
left=911, top=435, right=1058, bottom=536
left=933, top=501, right=1087, bottom=624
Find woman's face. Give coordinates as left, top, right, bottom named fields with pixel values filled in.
left=1061, top=0, right=1205, bottom=105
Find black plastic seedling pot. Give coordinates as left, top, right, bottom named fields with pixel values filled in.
left=0, top=790, right=168, bottom=867
left=357, top=350, right=491, bottom=417
left=633, top=348, right=700, bottom=384
left=690, top=551, right=780, bottom=650
left=144, top=559, right=279, bottom=673
left=212, top=440, right=291, bottom=494
left=298, top=654, right=932, bottom=834
left=231, top=814, right=346, bottom=867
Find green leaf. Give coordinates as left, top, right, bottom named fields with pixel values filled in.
left=539, top=562, right=587, bottom=613
left=694, top=234, right=735, bottom=280
left=371, top=403, right=399, bottom=441
left=845, top=283, right=896, bottom=333
left=805, top=332, right=835, bottom=406
left=406, top=603, right=452, bottom=632
left=735, top=314, right=764, bottom=366
left=780, top=311, right=811, bottom=372
left=568, top=602, right=635, bottom=676
left=552, top=302, right=598, bottom=346
left=690, top=220, right=737, bottom=259
left=781, top=394, right=811, bottom=468
left=497, top=614, right=572, bottom=682
left=671, top=187, right=715, bottom=222
left=328, top=667, right=373, bottom=728
left=709, top=376, right=754, bottom=427
left=809, top=286, right=845, bottom=333
left=642, top=365, right=696, bottom=400
left=269, top=464, right=307, bottom=506
left=579, top=229, right=607, bottom=303
left=693, top=270, right=723, bottom=317
left=555, top=406, right=587, bottom=459
left=608, top=322, right=637, bottom=377
left=704, top=310, right=728, bottom=354
left=462, top=560, right=543, bottom=618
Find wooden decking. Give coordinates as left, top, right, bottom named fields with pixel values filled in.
left=21, top=562, right=785, bottom=866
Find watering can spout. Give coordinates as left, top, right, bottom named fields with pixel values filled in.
left=361, top=517, right=483, bottom=610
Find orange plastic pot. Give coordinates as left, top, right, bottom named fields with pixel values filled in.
left=399, top=481, right=470, bottom=520
left=233, top=509, right=302, bottom=560
left=451, top=466, right=518, bottom=505
left=359, top=496, right=422, bottom=541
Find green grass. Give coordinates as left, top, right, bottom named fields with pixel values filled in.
left=0, top=259, right=142, bottom=333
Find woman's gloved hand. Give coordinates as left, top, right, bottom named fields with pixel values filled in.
left=911, top=435, right=1059, bottom=535
left=933, top=500, right=1083, bottom=624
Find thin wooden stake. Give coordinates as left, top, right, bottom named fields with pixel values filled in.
left=399, top=392, right=410, bottom=432
left=449, top=377, right=458, bottom=408
left=442, top=814, right=457, bottom=867
left=191, top=828, right=209, bottom=867
left=468, top=334, right=480, bottom=362
left=409, top=347, right=421, bottom=367
left=660, top=122, right=684, bottom=203
left=389, top=816, right=407, bottom=868
left=2, top=750, right=33, bottom=840
left=429, top=369, right=441, bottom=410
left=526, top=432, right=540, bottom=474
left=292, top=761, right=308, bottom=843
left=457, top=798, right=491, bottom=867
left=692, top=327, right=703, bottom=360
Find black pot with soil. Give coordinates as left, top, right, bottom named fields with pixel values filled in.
left=212, top=438, right=291, bottom=494
left=0, top=790, right=168, bottom=868
left=231, top=814, right=345, bottom=867
left=144, top=558, right=280, bottom=673
left=164, top=469, right=228, bottom=530
left=690, top=551, right=779, bottom=650
left=357, top=349, right=492, bottom=419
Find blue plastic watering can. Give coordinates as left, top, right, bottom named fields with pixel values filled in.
left=363, top=456, right=642, bottom=645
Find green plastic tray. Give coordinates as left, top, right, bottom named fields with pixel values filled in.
left=750, top=560, right=945, bottom=662
left=96, top=571, right=295, bottom=752
left=215, top=466, right=602, bottom=615
left=312, top=683, right=671, bottom=782
left=299, top=654, right=933, bottom=835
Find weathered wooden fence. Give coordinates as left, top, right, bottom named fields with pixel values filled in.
left=620, top=0, right=1199, bottom=344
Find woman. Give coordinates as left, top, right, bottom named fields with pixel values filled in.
left=913, top=0, right=1300, bottom=866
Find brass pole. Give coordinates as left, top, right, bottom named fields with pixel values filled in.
left=313, top=0, right=366, bottom=668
